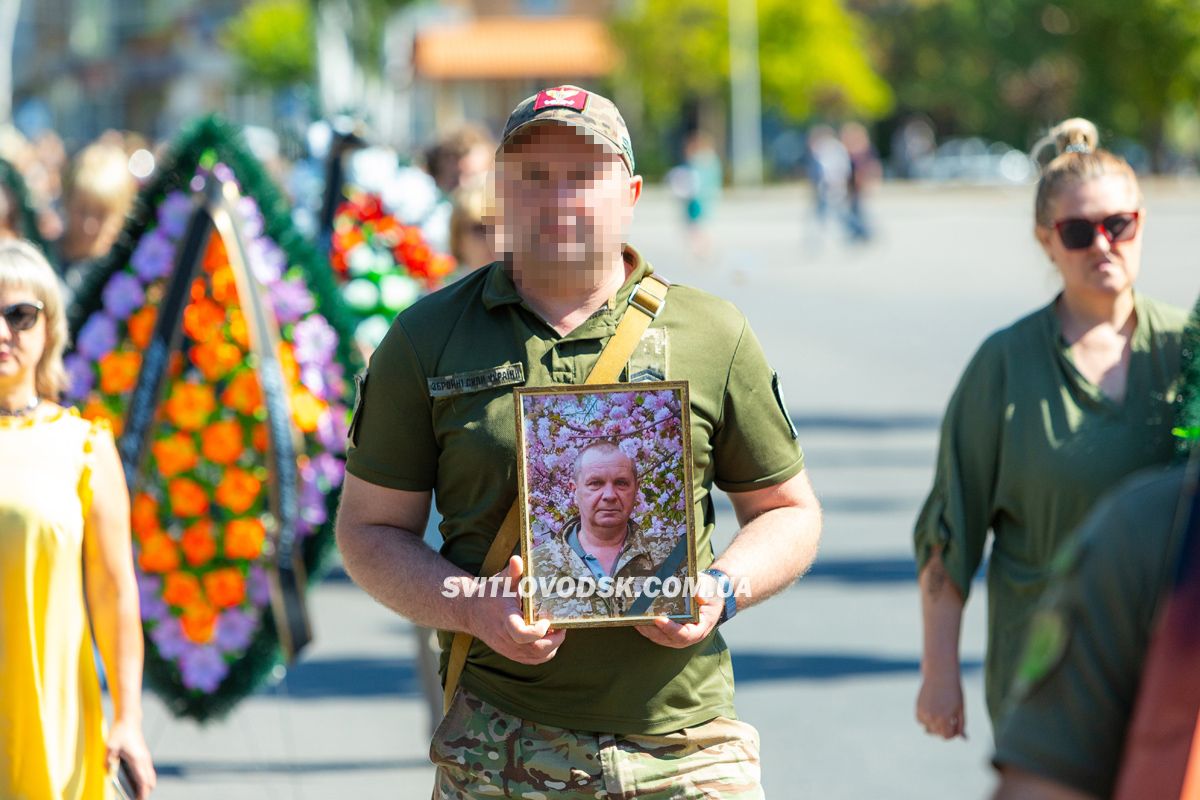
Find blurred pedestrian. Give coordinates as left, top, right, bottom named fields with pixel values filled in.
left=59, top=141, right=137, bottom=284
left=914, top=116, right=1187, bottom=739
left=29, top=130, right=67, bottom=244
left=0, top=185, right=22, bottom=240
left=667, top=131, right=722, bottom=262
left=448, top=177, right=496, bottom=275
left=424, top=124, right=495, bottom=197
left=840, top=122, right=880, bottom=243
left=804, top=124, right=850, bottom=249
left=0, top=241, right=156, bottom=798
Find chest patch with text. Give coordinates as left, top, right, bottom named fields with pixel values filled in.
left=427, top=362, right=526, bottom=398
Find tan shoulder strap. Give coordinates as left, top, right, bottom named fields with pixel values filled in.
left=442, top=274, right=670, bottom=711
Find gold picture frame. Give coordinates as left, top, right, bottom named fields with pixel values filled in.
left=514, top=381, right=699, bottom=628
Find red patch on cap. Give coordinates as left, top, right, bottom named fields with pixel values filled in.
left=533, top=87, right=588, bottom=112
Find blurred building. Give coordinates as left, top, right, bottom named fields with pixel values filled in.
left=13, top=0, right=244, bottom=146
left=406, top=0, right=622, bottom=145
left=11, top=0, right=624, bottom=153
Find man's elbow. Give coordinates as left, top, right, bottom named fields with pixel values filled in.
left=788, top=501, right=822, bottom=579
left=334, top=507, right=370, bottom=577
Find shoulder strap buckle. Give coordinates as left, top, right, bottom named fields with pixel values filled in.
left=629, top=276, right=670, bottom=319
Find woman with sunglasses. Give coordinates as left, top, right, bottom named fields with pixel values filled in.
left=914, top=117, right=1187, bottom=740
left=0, top=240, right=156, bottom=798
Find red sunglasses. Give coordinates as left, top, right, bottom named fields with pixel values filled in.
left=1053, top=211, right=1140, bottom=251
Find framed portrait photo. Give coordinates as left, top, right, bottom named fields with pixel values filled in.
left=514, top=382, right=699, bottom=628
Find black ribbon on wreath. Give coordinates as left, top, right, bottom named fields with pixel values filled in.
left=118, top=175, right=312, bottom=663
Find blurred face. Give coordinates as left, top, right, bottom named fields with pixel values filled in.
left=460, top=219, right=496, bottom=270
left=573, top=448, right=638, bottom=536
left=65, top=192, right=125, bottom=260
left=0, top=285, right=46, bottom=394
left=1036, top=174, right=1143, bottom=299
left=497, top=123, right=641, bottom=274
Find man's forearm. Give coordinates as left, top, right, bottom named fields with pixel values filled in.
left=711, top=505, right=821, bottom=611
left=339, top=524, right=477, bottom=632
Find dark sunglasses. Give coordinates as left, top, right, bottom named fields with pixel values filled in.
left=1053, top=211, right=1140, bottom=251
left=1, top=301, right=44, bottom=332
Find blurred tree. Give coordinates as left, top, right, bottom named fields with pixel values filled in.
left=860, top=0, right=1200, bottom=164
left=336, top=0, right=416, bottom=75
left=612, top=0, right=893, bottom=177
left=222, top=0, right=315, bottom=89
left=312, top=0, right=416, bottom=120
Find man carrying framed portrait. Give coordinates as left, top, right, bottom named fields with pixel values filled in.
left=336, top=84, right=823, bottom=799
left=519, top=384, right=698, bottom=625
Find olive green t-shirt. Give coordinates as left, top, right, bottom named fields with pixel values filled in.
left=993, top=465, right=1188, bottom=798
left=346, top=245, right=805, bottom=734
left=913, top=293, right=1186, bottom=725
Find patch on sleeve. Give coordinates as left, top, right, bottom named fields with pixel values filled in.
left=627, top=327, right=668, bottom=382
left=1011, top=607, right=1070, bottom=699
left=772, top=371, right=799, bottom=440
left=348, top=370, right=368, bottom=446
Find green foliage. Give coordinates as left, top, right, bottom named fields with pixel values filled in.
left=1176, top=292, right=1200, bottom=460
left=321, top=0, right=417, bottom=78
left=221, top=0, right=315, bottom=89
left=0, top=158, right=50, bottom=262
left=613, top=0, right=892, bottom=175
left=864, top=0, right=1200, bottom=154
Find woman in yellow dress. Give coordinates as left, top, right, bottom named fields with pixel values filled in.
left=0, top=241, right=156, bottom=798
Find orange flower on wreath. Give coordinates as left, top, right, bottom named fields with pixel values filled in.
left=201, top=419, right=244, bottom=465
left=290, top=385, right=326, bottom=434
left=221, top=370, right=262, bottom=416
left=181, top=519, right=217, bottom=567
left=203, top=568, right=246, bottom=609
left=131, top=493, right=159, bottom=541
left=191, top=339, right=243, bottom=383
left=215, top=467, right=262, bottom=515
left=228, top=309, right=250, bottom=349
left=168, top=477, right=209, bottom=518
left=203, top=234, right=228, bottom=274
left=427, top=253, right=455, bottom=282
left=138, top=532, right=179, bottom=573
left=81, top=397, right=123, bottom=438
left=252, top=422, right=268, bottom=453
left=127, top=305, right=157, bottom=350
left=182, top=297, right=225, bottom=344
left=224, top=517, right=266, bottom=560
left=163, top=571, right=202, bottom=607
left=150, top=431, right=199, bottom=478
left=164, top=382, right=216, bottom=431
left=211, top=263, right=238, bottom=306
left=278, top=342, right=300, bottom=385
left=181, top=602, right=218, bottom=644
left=98, top=351, right=141, bottom=395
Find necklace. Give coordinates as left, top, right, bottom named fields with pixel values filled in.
left=0, top=397, right=40, bottom=417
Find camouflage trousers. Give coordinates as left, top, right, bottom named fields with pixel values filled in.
left=431, top=688, right=764, bottom=799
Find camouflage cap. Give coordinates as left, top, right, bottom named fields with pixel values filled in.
left=500, top=85, right=635, bottom=174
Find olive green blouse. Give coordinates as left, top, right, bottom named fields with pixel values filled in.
left=913, top=292, right=1186, bottom=725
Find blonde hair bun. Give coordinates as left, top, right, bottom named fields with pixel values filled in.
left=1050, top=117, right=1099, bottom=156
